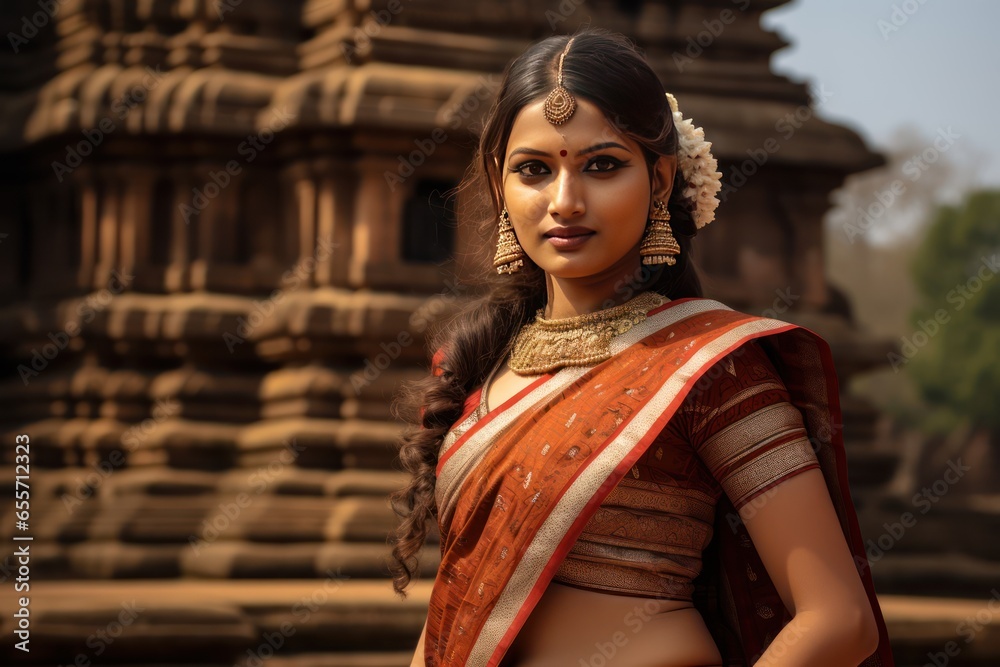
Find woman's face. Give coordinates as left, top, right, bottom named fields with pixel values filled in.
left=501, top=96, right=675, bottom=281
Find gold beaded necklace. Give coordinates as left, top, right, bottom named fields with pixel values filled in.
left=508, top=291, right=667, bottom=375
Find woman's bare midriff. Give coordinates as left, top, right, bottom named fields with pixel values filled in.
left=483, top=365, right=723, bottom=667
left=499, top=581, right=723, bottom=667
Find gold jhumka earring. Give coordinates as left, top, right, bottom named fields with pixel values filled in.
left=639, top=199, right=681, bottom=266
left=493, top=208, right=524, bottom=275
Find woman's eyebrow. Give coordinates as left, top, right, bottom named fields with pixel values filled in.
left=507, top=141, right=632, bottom=160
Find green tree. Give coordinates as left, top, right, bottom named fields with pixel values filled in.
left=897, top=189, right=1000, bottom=436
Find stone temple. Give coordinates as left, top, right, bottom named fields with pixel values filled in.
left=1, top=1, right=996, bottom=665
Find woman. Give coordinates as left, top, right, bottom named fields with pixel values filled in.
left=389, top=29, right=894, bottom=667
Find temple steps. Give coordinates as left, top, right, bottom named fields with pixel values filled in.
left=1, top=581, right=997, bottom=667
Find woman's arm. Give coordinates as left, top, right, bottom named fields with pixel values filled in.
left=739, top=468, right=880, bottom=666
left=410, top=617, right=428, bottom=667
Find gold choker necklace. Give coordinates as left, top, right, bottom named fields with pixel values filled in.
left=508, top=291, right=668, bottom=375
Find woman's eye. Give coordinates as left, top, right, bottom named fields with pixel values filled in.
left=514, top=162, right=548, bottom=177
left=586, top=157, right=623, bottom=172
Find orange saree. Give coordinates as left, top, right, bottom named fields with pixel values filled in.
left=425, top=296, right=894, bottom=667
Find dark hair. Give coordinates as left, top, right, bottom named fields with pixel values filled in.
left=387, top=28, right=704, bottom=597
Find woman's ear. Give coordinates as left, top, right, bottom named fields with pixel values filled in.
left=651, top=154, right=677, bottom=202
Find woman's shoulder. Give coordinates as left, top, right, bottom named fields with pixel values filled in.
left=656, top=296, right=802, bottom=324
left=651, top=297, right=832, bottom=361
left=677, top=338, right=797, bottom=449
left=646, top=296, right=769, bottom=332
left=695, top=337, right=783, bottom=394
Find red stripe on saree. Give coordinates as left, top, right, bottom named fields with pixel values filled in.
left=436, top=373, right=555, bottom=476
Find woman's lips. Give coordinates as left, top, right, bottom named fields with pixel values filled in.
left=545, top=231, right=595, bottom=249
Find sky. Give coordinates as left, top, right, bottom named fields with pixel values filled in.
left=761, top=0, right=999, bottom=191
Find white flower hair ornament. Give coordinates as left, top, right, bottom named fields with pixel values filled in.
left=666, top=92, right=723, bottom=229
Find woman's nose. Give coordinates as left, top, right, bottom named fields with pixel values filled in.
left=547, top=169, right=585, bottom=219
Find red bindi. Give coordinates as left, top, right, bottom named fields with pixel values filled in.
left=559, top=149, right=568, bottom=157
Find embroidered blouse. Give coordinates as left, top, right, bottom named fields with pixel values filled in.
left=549, top=339, right=821, bottom=601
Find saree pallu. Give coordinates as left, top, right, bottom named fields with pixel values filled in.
left=425, top=296, right=894, bottom=667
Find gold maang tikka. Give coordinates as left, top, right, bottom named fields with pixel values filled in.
left=543, top=36, right=577, bottom=125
